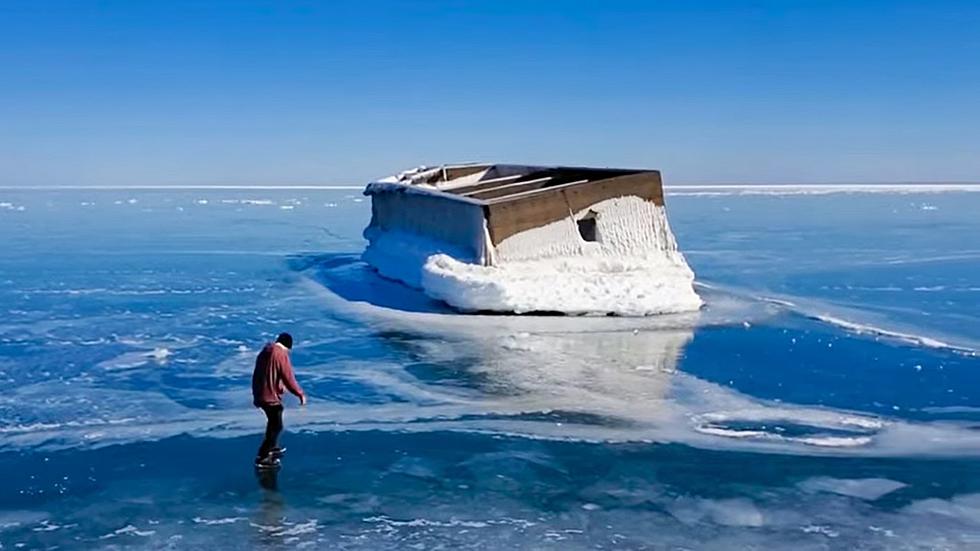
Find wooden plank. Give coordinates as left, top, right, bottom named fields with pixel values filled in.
left=481, top=179, right=588, bottom=202
left=455, top=167, right=639, bottom=196
left=436, top=164, right=490, bottom=184
left=484, top=171, right=663, bottom=245
left=462, top=176, right=555, bottom=200
left=448, top=173, right=524, bottom=195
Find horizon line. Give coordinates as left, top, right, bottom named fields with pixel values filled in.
left=2, top=182, right=980, bottom=192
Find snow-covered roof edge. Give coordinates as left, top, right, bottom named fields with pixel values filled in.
left=363, top=181, right=487, bottom=206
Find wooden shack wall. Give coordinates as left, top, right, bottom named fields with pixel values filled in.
left=483, top=172, right=664, bottom=245
left=365, top=189, right=489, bottom=264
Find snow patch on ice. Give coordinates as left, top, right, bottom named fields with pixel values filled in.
left=100, top=524, right=156, bottom=538
left=690, top=407, right=887, bottom=448
left=97, top=347, right=172, bottom=370
left=363, top=515, right=536, bottom=529
left=192, top=516, right=246, bottom=526
left=692, top=426, right=872, bottom=448
left=800, top=525, right=840, bottom=538
left=31, top=519, right=77, bottom=532
left=250, top=519, right=319, bottom=537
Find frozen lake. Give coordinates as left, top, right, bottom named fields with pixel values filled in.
left=1, top=186, right=978, bottom=549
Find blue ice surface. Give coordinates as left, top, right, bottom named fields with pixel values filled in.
left=0, top=188, right=978, bottom=549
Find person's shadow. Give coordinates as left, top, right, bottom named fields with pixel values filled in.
left=252, top=467, right=285, bottom=545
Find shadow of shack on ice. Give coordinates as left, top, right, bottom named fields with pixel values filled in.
left=364, top=164, right=665, bottom=266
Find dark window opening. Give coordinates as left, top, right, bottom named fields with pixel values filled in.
left=577, top=211, right=598, bottom=242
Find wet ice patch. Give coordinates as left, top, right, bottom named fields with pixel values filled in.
left=0, top=510, right=48, bottom=532
left=903, top=493, right=980, bottom=523
left=288, top=275, right=980, bottom=459
left=753, top=292, right=980, bottom=355
left=668, top=497, right=765, bottom=527
left=0, top=382, right=196, bottom=450
left=385, top=456, right=441, bottom=479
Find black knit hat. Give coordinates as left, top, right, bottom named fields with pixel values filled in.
left=276, top=332, right=293, bottom=349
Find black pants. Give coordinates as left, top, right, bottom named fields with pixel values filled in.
left=257, top=404, right=284, bottom=459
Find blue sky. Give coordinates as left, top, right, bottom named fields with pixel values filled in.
left=1, top=0, right=978, bottom=186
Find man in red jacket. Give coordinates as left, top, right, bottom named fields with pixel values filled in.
left=252, top=332, right=306, bottom=468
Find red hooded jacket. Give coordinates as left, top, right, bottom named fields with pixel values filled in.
left=251, top=342, right=304, bottom=407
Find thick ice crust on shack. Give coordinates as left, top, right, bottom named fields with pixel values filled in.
left=361, top=165, right=702, bottom=315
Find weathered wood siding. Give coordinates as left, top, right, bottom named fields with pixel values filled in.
left=483, top=171, right=664, bottom=245
left=364, top=188, right=489, bottom=263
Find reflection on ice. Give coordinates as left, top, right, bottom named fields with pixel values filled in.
left=3, top=187, right=980, bottom=549
left=2, top=252, right=977, bottom=461
left=7, top=427, right=980, bottom=549
left=904, top=493, right=980, bottom=524
left=798, top=477, right=907, bottom=500
left=297, top=258, right=980, bottom=458
left=668, top=497, right=765, bottom=527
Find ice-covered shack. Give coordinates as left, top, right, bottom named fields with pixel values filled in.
left=362, top=163, right=702, bottom=315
